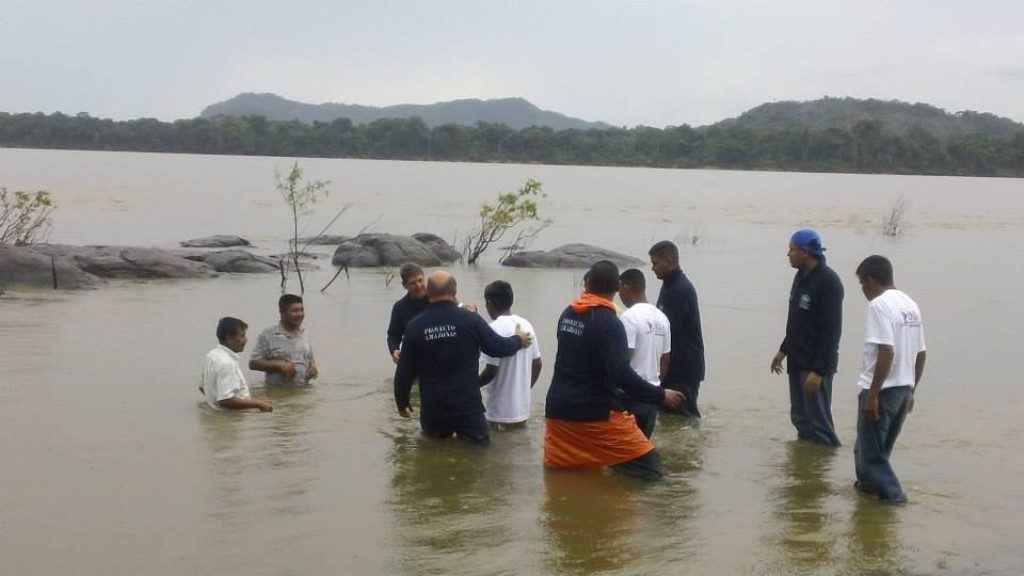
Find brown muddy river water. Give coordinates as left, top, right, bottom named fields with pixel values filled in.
left=2, top=149, right=1023, bottom=575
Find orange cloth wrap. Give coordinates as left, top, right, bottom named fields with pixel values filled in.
left=543, top=411, right=655, bottom=469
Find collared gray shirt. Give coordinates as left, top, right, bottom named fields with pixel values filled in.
left=252, top=323, right=315, bottom=386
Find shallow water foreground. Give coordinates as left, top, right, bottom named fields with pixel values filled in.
left=1, top=149, right=1023, bottom=575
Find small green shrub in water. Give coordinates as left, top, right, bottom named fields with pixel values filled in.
left=0, top=188, right=55, bottom=246
left=461, top=178, right=551, bottom=265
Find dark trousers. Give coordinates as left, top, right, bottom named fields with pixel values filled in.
left=662, top=380, right=701, bottom=419
left=421, top=412, right=490, bottom=446
left=610, top=448, right=665, bottom=482
left=855, top=386, right=912, bottom=502
left=622, top=397, right=659, bottom=439
left=788, top=371, right=841, bottom=447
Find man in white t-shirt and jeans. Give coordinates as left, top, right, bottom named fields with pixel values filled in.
left=854, top=255, right=927, bottom=504
left=479, top=281, right=542, bottom=428
left=618, top=269, right=672, bottom=438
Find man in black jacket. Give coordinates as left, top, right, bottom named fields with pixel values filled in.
left=544, top=260, right=683, bottom=481
left=386, top=263, right=429, bottom=364
left=395, top=270, right=533, bottom=446
left=771, top=229, right=844, bottom=447
left=649, top=241, right=706, bottom=418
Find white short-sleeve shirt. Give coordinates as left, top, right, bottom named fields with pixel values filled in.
left=858, top=289, right=926, bottom=390
left=200, top=345, right=251, bottom=409
left=620, top=303, right=672, bottom=385
left=480, top=314, right=541, bottom=423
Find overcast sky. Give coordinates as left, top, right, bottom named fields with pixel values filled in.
left=2, top=0, right=1022, bottom=127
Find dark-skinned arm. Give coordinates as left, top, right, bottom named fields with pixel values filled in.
left=530, top=358, right=543, bottom=388
left=479, top=364, right=498, bottom=387
left=863, top=344, right=894, bottom=420
left=218, top=396, right=272, bottom=412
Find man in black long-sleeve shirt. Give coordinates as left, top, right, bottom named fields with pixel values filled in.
left=649, top=241, right=706, bottom=418
left=771, top=229, right=844, bottom=447
left=395, top=270, right=533, bottom=446
left=387, top=263, right=429, bottom=364
left=544, top=260, right=683, bottom=481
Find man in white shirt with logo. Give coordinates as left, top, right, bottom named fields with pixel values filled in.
left=200, top=317, right=273, bottom=412
left=854, top=255, right=926, bottom=504
left=618, top=269, right=672, bottom=438
left=479, top=280, right=542, bottom=429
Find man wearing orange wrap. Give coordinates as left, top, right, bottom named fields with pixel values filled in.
left=543, top=260, right=684, bottom=481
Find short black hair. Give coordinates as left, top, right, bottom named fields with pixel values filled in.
left=855, top=255, right=894, bottom=286
left=648, top=240, right=679, bottom=262
left=278, top=293, right=303, bottom=312
left=484, top=280, right=514, bottom=310
left=216, top=317, right=247, bottom=344
left=585, top=260, right=620, bottom=294
left=400, top=262, right=424, bottom=284
left=620, top=268, right=646, bottom=290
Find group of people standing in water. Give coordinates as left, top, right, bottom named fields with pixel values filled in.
left=200, top=231, right=926, bottom=504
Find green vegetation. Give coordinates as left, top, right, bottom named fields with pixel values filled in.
left=461, top=179, right=550, bottom=265
left=0, top=188, right=54, bottom=246
left=1, top=104, right=1022, bottom=177
left=275, top=163, right=337, bottom=294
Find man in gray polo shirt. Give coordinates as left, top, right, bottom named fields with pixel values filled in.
left=250, top=294, right=318, bottom=386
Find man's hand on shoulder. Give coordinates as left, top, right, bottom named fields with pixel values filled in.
left=514, top=324, right=534, bottom=349
left=459, top=302, right=478, bottom=314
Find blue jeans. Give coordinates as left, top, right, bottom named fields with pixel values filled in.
left=788, top=370, right=841, bottom=447
left=855, top=386, right=912, bottom=502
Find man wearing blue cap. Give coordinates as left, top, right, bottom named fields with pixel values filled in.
left=771, top=229, right=844, bottom=447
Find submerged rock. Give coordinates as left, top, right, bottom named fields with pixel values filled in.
left=412, top=233, right=461, bottom=262
left=180, top=235, right=251, bottom=248
left=331, top=234, right=444, bottom=268
left=0, top=245, right=104, bottom=290
left=30, top=244, right=215, bottom=279
left=501, top=243, right=645, bottom=269
left=295, top=234, right=350, bottom=246
left=192, top=250, right=282, bottom=273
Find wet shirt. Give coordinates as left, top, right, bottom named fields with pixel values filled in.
left=387, top=294, right=429, bottom=354
left=199, top=345, right=251, bottom=409
left=656, top=268, right=706, bottom=384
left=395, top=301, right=523, bottom=420
left=545, top=305, right=666, bottom=422
left=780, top=264, right=844, bottom=375
left=252, top=324, right=315, bottom=386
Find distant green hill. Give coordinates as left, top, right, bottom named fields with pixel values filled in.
left=200, top=92, right=610, bottom=131
left=712, top=97, right=1023, bottom=140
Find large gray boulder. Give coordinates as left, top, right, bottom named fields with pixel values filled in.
left=180, top=235, right=251, bottom=248
left=412, top=233, right=461, bottom=262
left=192, top=250, right=282, bottom=273
left=501, top=243, right=645, bottom=269
left=0, top=245, right=103, bottom=290
left=30, top=244, right=215, bottom=279
left=331, top=234, right=443, bottom=268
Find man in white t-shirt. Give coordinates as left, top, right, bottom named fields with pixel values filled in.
left=199, top=317, right=273, bottom=412
left=618, top=269, right=672, bottom=438
left=854, top=256, right=927, bottom=504
left=479, top=281, right=542, bottom=428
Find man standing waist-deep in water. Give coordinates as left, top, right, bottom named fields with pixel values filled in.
left=543, top=260, right=683, bottom=481
left=771, top=229, right=844, bottom=447
left=649, top=240, right=705, bottom=419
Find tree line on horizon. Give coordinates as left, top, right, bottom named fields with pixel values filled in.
left=1, top=111, right=1021, bottom=177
